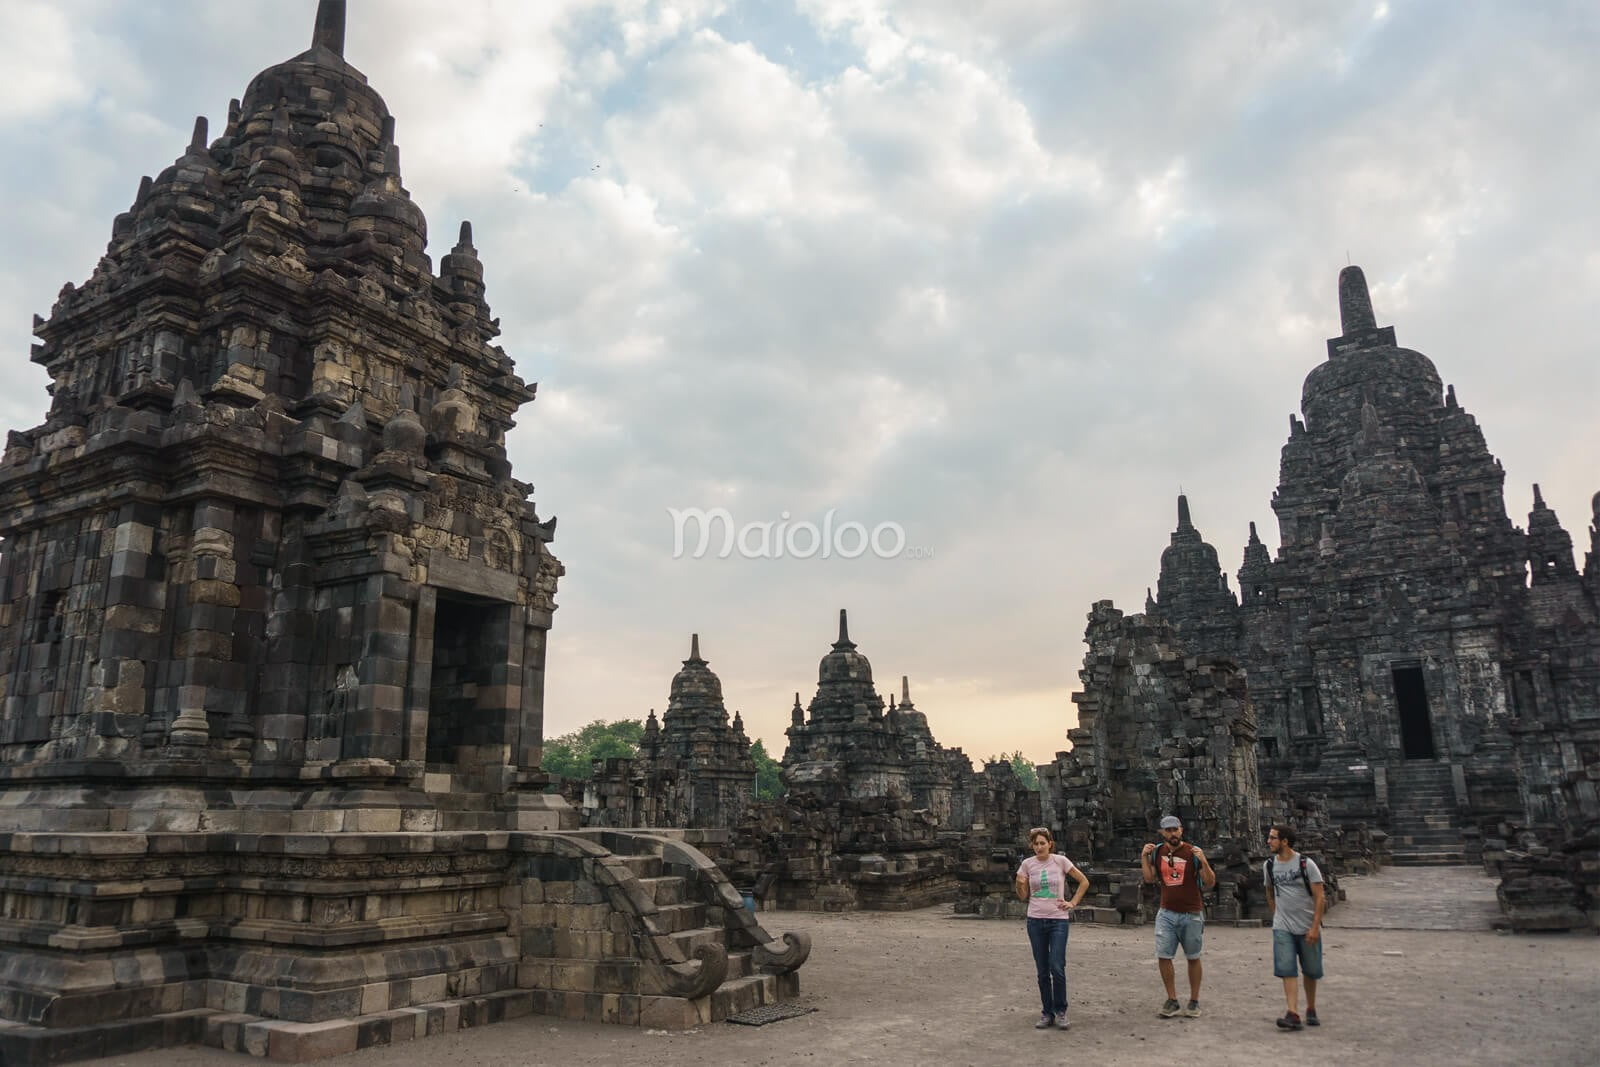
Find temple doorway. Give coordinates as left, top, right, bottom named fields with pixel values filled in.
left=426, top=593, right=507, bottom=767
left=1393, top=666, right=1436, bottom=759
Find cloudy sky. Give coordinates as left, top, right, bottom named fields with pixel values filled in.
left=1, top=0, right=1595, bottom=766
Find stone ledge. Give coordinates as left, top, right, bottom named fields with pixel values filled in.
left=0, top=1008, right=211, bottom=1067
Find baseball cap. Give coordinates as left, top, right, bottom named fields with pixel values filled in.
left=1158, top=815, right=1182, bottom=830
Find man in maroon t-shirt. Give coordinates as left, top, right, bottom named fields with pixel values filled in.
left=1140, top=814, right=1216, bottom=1019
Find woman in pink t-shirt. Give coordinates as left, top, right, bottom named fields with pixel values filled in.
left=1015, top=826, right=1090, bottom=1030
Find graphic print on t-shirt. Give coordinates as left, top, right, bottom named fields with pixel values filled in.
left=1160, top=855, right=1189, bottom=887
left=1035, top=865, right=1056, bottom=898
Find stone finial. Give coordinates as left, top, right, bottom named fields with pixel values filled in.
left=1145, top=587, right=1156, bottom=613
left=901, top=675, right=910, bottom=703
left=1446, top=384, right=1458, bottom=409
left=1177, top=494, right=1193, bottom=530
left=1533, top=483, right=1545, bottom=509
left=458, top=220, right=475, bottom=249
left=687, top=632, right=704, bottom=663
left=312, top=0, right=346, bottom=56
left=135, top=175, right=153, bottom=208
left=188, top=116, right=208, bottom=153
left=834, top=608, right=854, bottom=649
left=791, top=693, right=803, bottom=726
left=227, top=98, right=241, bottom=131
left=1248, top=520, right=1260, bottom=543
left=1338, top=265, right=1377, bottom=334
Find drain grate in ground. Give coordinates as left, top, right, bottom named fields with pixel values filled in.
left=726, top=1003, right=816, bottom=1026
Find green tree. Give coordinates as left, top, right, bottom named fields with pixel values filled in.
left=750, top=739, right=783, bottom=800
left=543, top=718, right=645, bottom=781
left=985, top=749, right=1040, bottom=791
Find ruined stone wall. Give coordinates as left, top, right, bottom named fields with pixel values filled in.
left=1041, top=602, right=1260, bottom=865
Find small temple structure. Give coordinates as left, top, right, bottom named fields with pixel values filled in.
left=572, top=635, right=757, bottom=829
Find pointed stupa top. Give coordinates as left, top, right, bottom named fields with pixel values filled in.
left=685, top=632, right=705, bottom=665
left=1338, top=265, right=1376, bottom=334
left=1247, top=520, right=1261, bottom=544
left=312, top=0, right=347, bottom=56
left=833, top=608, right=855, bottom=650
left=901, top=675, right=911, bottom=704
left=1533, top=483, right=1546, bottom=509
left=1177, top=494, right=1193, bottom=530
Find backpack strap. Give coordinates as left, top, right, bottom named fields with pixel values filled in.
left=1298, top=855, right=1312, bottom=895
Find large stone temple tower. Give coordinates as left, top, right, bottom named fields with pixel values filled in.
left=1104, top=266, right=1600, bottom=860
left=0, top=0, right=566, bottom=825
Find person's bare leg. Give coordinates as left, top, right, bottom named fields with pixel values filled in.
left=1158, top=958, right=1177, bottom=1000
left=1282, top=976, right=1299, bottom=1015
left=1304, top=977, right=1317, bottom=1013
left=1186, top=958, right=1202, bottom=1002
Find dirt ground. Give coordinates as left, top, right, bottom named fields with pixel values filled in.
left=88, top=869, right=1597, bottom=1067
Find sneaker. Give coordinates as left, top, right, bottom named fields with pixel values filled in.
left=1305, top=1009, right=1320, bottom=1027
left=1057, top=1015, right=1071, bottom=1031
left=1035, top=1012, right=1055, bottom=1029
left=1276, top=1012, right=1304, bottom=1031
left=1159, top=999, right=1181, bottom=1018
left=1182, top=1000, right=1201, bottom=1018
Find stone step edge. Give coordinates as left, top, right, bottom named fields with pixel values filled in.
left=193, top=979, right=795, bottom=1061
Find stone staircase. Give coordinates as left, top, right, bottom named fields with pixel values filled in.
left=619, top=846, right=802, bottom=1023
left=549, top=829, right=810, bottom=1027
left=1387, top=762, right=1467, bottom=865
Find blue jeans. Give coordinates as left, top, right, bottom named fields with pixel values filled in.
left=1026, top=917, right=1070, bottom=1016
left=1154, top=908, right=1204, bottom=959
left=1272, top=929, right=1324, bottom=979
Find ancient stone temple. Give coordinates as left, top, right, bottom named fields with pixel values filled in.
left=0, top=5, right=808, bottom=1060
left=1064, top=267, right=1599, bottom=890
left=0, top=0, right=565, bottom=819
left=782, top=610, right=957, bottom=817
left=572, top=635, right=757, bottom=830
left=719, top=611, right=962, bottom=910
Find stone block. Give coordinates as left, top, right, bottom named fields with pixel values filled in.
left=265, top=1020, right=359, bottom=1062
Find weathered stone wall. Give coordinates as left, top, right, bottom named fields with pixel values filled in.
left=1040, top=601, right=1260, bottom=865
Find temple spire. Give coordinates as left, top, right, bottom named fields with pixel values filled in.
left=834, top=608, right=854, bottom=649
left=1338, top=264, right=1376, bottom=333
left=686, top=633, right=704, bottom=664
left=1177, top=494, right=1193, bottom=530
left=1533, top=483, right=1546, bottom=509
left=312, top=0, right=346, bottom=56
left=188, top=116, right=208, bottom=153
left=901, top=676, right=910, bottom=704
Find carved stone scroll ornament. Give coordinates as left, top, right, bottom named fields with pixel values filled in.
left=753, top=930, right=812, bottom=974
left=659, top=941, right=729, bottom=999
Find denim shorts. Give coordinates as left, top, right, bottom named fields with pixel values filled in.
left=1272, top=929, right=1324, bottom=979
left=1154, top=908, right=1204, bottom=959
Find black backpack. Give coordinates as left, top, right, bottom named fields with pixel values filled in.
left=1264, top=854, right=1313, bottom=896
